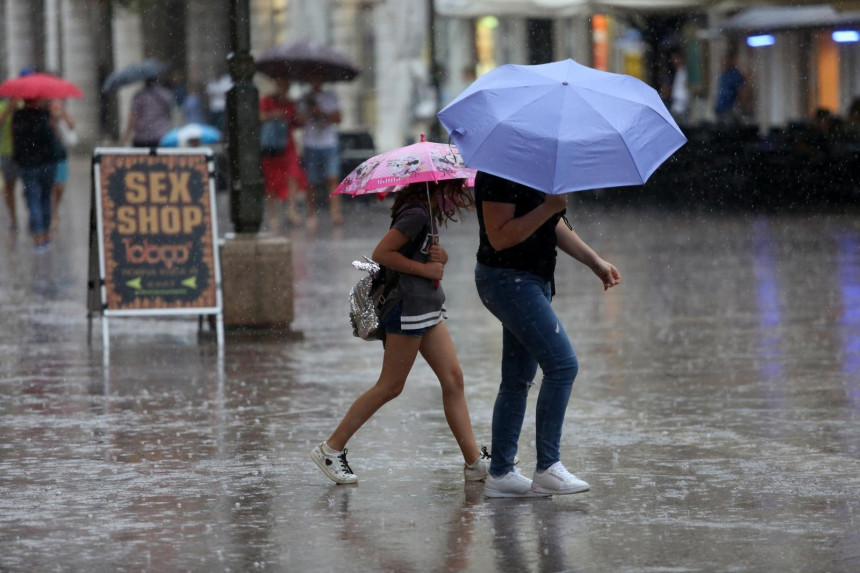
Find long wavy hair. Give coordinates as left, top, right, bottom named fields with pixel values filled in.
left=390, top=179, right=475, bottom=228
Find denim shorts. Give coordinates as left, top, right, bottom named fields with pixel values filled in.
left=303, top=145, right=340, bottom=186
left=382, top=301, right=430, bottom=338
left=54, top=161, right=68, bottom=184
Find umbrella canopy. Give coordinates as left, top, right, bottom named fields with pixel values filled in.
left=257, top=41, right=359, bottom=83
left=0, top=73, right=83, bottom=100
left=101, top=59, right=167, bottom=93
left=437, top=59, right=687, bottom=194
left=159, top=123, right=222, bottom=147
left=333, top=134, right=475, bottom=197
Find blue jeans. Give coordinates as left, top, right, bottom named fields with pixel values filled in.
left=475, top=262, right=579, bottom=476
left=20, top=164, right=56, bottom=237
left=303, top=145, right=340, bottom=187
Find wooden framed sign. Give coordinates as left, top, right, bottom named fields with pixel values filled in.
left=89, top=148, right=223, bottom=346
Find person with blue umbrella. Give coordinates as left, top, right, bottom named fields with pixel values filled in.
left=472, top=172, right=620, bottom=498
left=437, top=59, right=686, bottom=497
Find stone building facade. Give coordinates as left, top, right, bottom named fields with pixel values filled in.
left=3, top=1, right=858, bottom=152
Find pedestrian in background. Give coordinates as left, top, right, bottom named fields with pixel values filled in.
left=49, top=98, right=75, bottom=227
left=299, top=75, right=344, bottom=225
left=311, top=179, right=492, bottom=484
left=259, top=77, right=312, bottom=230
left=668, top=50, right=689, bottom=124
left=0, top=97, right=21, bottom=232
left=206, top=71, right=232, bottom=132
left=12, top=98, right=60, bottom=249
left=121, top=78, right=174, bottom=147
left=473, top=171, right=620, bottom=498
left=182, top=80, right=205, bottom=125
left=714, top=49, right=748, bottom=123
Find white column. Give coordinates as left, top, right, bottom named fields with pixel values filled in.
left=558, top=16, right=590, bottom=64
left=289, top=0, right=329, bottom=44
left=4, top=0, right=35, bottom=76
left=497, top=17, right=528, bottom=65
left=185, top=0, right=230, bottom=84
left=374, top=0, right=427, bottom=150
left=59, top=0, right=100, bottom=145
left=749, top=41, right=770, bottom=132
left=250, top=0, right=286, bottom=54
left=330, top=1, right=360, bottom=130
left=111, top=6, right=144, bottom=141
left=839, top=42, right=860, bottom=113
left=44, top=0, right=61, bottom=73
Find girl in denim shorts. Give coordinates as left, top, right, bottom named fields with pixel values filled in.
left=311, top=179, right=493, bottom=484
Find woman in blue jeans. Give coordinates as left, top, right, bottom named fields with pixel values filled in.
left=474, top=171, right=621, bottom=498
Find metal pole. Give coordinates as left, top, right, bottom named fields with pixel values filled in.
left=227, top=0, right=265, bottom=233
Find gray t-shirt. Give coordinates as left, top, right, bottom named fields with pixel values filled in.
left=131, top=86, right=174, bottom=143
left=299, top=90, right=339, bottom=149
left=390, top=203, right=446, bottom=330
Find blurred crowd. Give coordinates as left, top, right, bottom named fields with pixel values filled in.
left=1, top=62, right=352, bottom=249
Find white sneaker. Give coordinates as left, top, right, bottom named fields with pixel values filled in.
left=310, top=442, right=358, bottom=484
left=531, top=462, right=590, bottom=495
left=485, top=467, right=550, bottom=498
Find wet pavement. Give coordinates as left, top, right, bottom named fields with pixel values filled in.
left=1, top=156, right=859, bottom=572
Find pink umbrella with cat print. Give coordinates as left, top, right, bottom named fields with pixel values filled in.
left=334, top=134, right=474, bottom=290
left=332, top=134, right=475, bottom=197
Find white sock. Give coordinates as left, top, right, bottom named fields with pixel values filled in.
left=321, top=442, right=341, bottom=455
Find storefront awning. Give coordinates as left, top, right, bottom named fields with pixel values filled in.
left=435, top=0, right=709, bottom=17
left=721, top=5, right=860, bottom=32
left=435, top=0, right=589, bottom=17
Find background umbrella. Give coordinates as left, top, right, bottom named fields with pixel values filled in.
left=0, top=73, right=83, bottom=100
left=257, top=41, right=358, bottom=82
left=437, top=59, right=687, bottom=194
left=101, top=58, right=167, bottom=93
left=159, top=123, right=222, bottom=147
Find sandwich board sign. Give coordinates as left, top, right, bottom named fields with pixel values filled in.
left=88, top=148, right=224, bottom=346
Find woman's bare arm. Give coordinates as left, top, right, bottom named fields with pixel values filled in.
left=556, top=220, right=621, bottom=290
left=482, top=193, right=566, bottom=251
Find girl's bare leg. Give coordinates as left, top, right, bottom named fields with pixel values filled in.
left=265, top=194, right=281, bottom=232
left=51, top=183, right=64, bottom=231
left=326, top=333, right=422, bottom=451
left=419, top=322, right=481, bottom=464
left=287, top=178, right=301, bottom=225
left=326, top=176, right=343, bottom=225
left=305, top=184, right=318, bottom=229
left=4, top=181, right=17, bottom=231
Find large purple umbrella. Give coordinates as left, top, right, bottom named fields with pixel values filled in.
left=437, top=59, right=687, bottom=194
left=256, top=41, right=359, bottom=83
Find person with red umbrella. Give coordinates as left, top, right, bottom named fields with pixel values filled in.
left=12, top=97, right=62, bottom=248
left=0, top=71, right=83, bottom=247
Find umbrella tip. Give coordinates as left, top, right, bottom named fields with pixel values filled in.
left=420, top=133, right=426, bottom=142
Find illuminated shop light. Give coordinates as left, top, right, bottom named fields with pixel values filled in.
left=832, top=30, right=860, bottom=43
left=747, top=34, right=775, bottom=47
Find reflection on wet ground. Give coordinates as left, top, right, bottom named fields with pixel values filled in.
left=1, top=158, right=858, bottom=571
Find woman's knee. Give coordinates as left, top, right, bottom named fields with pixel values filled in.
left=374, top=378, right=406, bottom=402
left=438, top=367, right=465, bottom=396
left=546, top=354, right=578, bottom=384
left=499, top=376, right=533, bottom=395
